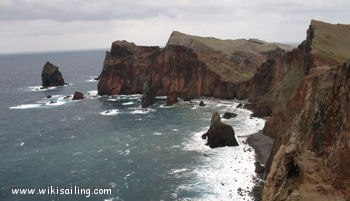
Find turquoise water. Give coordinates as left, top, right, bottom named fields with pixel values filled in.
left=0, top=50, right=265, bottom=201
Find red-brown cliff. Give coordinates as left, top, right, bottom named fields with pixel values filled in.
left=97, top=33, right=291, bottom=98
left=245, top=20, right=350, bottom=201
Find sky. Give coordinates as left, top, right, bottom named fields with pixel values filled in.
left=0, top=0, right=349, bottom=53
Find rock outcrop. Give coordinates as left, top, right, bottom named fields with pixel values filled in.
left=243, top=20, right=350, bottom=201
left=96, top=20, right=350, bottom=200
left=41, top=61, right=65, bottom=88
left=199, top=101, right=206, bottom=107
left=222, top=112, right=238, bottom=119
left=141, top=80, right=156, bottom=108
left=202, top=112, right=239, bottom=148
left=165, top=92, right=178, bottom=106
left=97, top=34, right=292, bottom=98
left=72, top=91, right=84, bottom=100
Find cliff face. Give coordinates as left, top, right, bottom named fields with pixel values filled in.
left=246, top=20, right=350, bottom=201
left=166, top=31, right=292, bottom=82
left=97, top=41, right=238, bottom=98
left=97, top=20, right=350, bottom=200
left=98, top=33, right=292, bottom=97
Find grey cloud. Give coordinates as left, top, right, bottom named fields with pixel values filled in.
left=0, top=0, right=227, bottom=21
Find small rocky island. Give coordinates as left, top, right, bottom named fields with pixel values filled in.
left=41, top=61, right=65, bottom=88
left=202, top=112, right=239, bottom=148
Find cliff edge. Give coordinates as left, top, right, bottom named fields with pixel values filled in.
left=97, top=34, right=291, bottom=97
left=246, top=20, right=350, bottom=201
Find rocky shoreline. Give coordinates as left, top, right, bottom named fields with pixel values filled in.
left=96, top=19, right=350, bottom=200
left=247, top=130, right=274, bottom=201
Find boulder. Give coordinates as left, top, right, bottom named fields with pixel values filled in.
left=166, top=92, right=178, bottom=106
left=72, top=91, right=84, bottom=100
left=183, top=96, right=194, bottom=102
left=141, top=80, right=156, bottom=108
left=41, top=61, right=65, bottom=88
left=199, top=101, right=206, bottom=106
left=222, top=112, right=238, bottom=119
left=236, top=103, right=243, bottom=108
left=202, top=112, right=239, bottom=148
left=255, top=162, right=265, bottom=174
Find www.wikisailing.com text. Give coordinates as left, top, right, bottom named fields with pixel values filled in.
left=12, top=186, right=112, bottom=198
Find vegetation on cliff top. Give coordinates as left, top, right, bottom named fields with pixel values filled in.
left=311, top=20, right=350, bottom=64
left=166, top=31, right=293, bottom=54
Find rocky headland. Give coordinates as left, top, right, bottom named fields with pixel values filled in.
left=97, top=20, right=350, bottom=200
left=97, top=32, right=292, bottom=99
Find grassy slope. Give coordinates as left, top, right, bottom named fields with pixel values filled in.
left=166, top=31, right=292, bottom=82
left=166, top=31, right=292, bottom=54
left=311, top=20, right=350, bottom=64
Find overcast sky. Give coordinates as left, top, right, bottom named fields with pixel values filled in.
left=0, top=0, right=349, bottom=53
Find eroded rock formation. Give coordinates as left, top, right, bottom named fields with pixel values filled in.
left=96, top=20, right=350, bottom=200
left=72, top=91, right=84, bottom=100
left=244, top=20, right=350, bottom=201
left=97, top=34, right=291, bottom=98
left=41, top=61, right=65, bottom=88
left=165, top=92, right=178, bottom=106
left=201, top=112, right=239, bottom=148
left=141, top=80, right=156, bottom=108
left=222, top=112, right=238, bottom=119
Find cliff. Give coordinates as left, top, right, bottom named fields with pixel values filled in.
left=166, top=31, right=292, bottom=82
left=245, top=20, right=350, bottom=201
left=96, top=20, right=350, bottom=200
left=97, top=41, right=236, bottom=98
left=97, top=34, right=292, bottom=97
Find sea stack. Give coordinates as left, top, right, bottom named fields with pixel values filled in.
left=165, top=92, right=178, bottom=106
left=141, top=80, right=157, bottom=108
left=72, top=91, right=85, bottom=100
left=41, top=61, right=65, bottom=88
left=202, top=112, right=239, bottom=148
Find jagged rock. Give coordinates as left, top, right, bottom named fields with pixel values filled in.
left=222, top=112, right=238, bottom=119
left=202, top=112, right=239, bottom=148
left=141, top=81, right=156, bottom=108
left=236, top=103, right=243, bottom=108
left=165, top=92, right=178, bottom=106
left=183, top=96, right=194, bottom=102
left=41, top=61, right=65, bottom=88
left=256, top=21, right=350, bottom=201
left=72, top=91, right=84, bottom=100
left=97, top=33, right=292, bottom=97
left=199, top=101, right=206, bottom=106
left=255, top=162, right=265, bottom=174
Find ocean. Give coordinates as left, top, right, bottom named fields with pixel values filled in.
left=0, top=50, right=265, bottom=201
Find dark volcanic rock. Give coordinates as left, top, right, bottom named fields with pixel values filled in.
left=199, top=101, right=206, bottom=107
left=166, top=92, right=178, bottom=106
left=41, top=61, right=65, bottom=88
left=222, top=112, right=238, bottom=119
left=236, top=103, right=244, bottom=108
left=255, top=162, right=265, bottom=174
left=202, top=112, right=239, bottom=148
left=72, top=91, right=84, bottom=100
left=141, top=80, right=157, bottom=108
left=183, top=96, right=194, bottom=102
